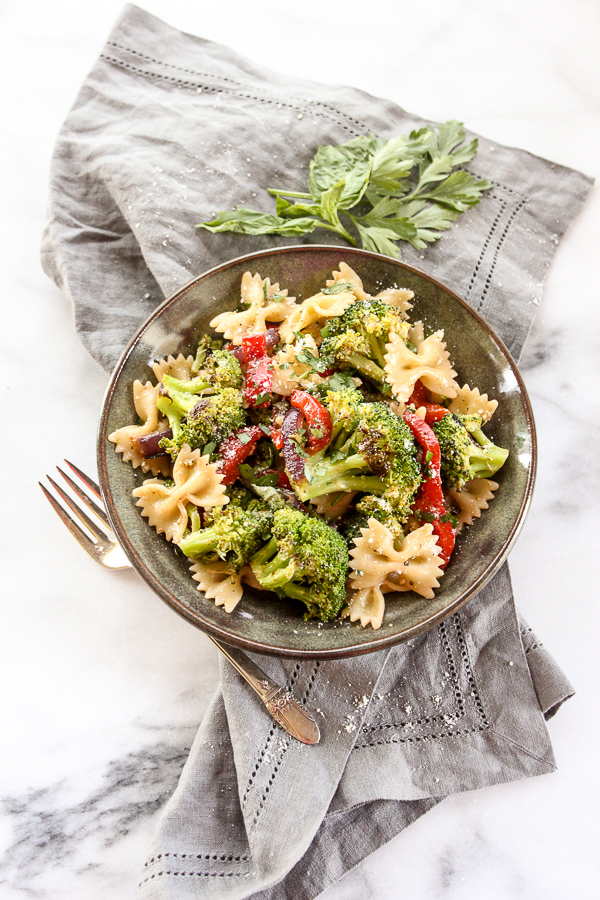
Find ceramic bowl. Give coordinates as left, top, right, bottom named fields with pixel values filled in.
left=97, top=245, right=536, bottom=658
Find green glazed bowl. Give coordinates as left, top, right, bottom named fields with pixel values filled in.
left=97, top=245, right=536, bottom=658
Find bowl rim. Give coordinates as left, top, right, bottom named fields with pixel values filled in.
left=97, top=244, right=537, bottom=658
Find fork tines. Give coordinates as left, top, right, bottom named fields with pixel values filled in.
left=40, top=461, right=115, bottom=561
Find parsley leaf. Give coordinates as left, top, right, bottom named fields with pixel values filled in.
left=295, top=348, right=331, bottom=374
left=321, top=282, right=354, bottom=295
left=197, top=121, right=492, bottom=256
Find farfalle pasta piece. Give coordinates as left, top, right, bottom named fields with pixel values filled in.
left=190, top=560, right=244, bottom=613
left=151, top=353, right=195, bottom=382
left=279, top=286, right=355, bottom=343
left=271, top=335, right=324, bottom=395
left=132, top=445, right=228, bottom=543
left=326, top=261, right=370, bottom=301
left=108, top=381, right=170, bottom=477
left=374, top=286, right=413, bottom=315
left=449, top=478, right=499, bottom=528
left=210, top=272, right=296, bottom=344
left=326, top=262, right=413, bottom=315
left=408, top=320, right=425, bottom=349
left=384, top=330, right=458, bottom=403
left=341, top=585, right=386, bottom=630
left=448, top=384, right=498, bottom=423
left=190, top=562, right=265, bottom=613
left=349, top=518, right=444, bottom=600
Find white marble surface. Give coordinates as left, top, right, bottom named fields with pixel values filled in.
left=1, top=0, right=599, bottom=897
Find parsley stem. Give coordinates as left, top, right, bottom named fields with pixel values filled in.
left=267, top=188, right=313, bottom=199
left=315, top=218, right=357, bottom=245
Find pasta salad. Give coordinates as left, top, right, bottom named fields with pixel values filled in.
left=109, top=263, right=508, bottom=630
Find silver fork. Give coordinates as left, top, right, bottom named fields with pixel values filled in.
left=40, top=462, right=320, bottom=744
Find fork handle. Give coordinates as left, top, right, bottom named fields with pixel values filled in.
left=208, top=636, right=320, bottom=745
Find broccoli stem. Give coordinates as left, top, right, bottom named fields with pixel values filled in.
left=255, top=558, right=295, bottom=589
left=469, top=426, right=509, bottom=476
left=178, top=528, right=219, bottom=558
left=298, top=471, right=388, bottom=501
left=250, top=537, right=295, bottom=589
left=308, top=452, right=366, bottom=482
left=282, top=582, right=317, bottom=605
left=367, top=333, right=386, bottom=367
left=345, top=352, right=387, bottom=385
left=156, top=392, right=193, bottom=424
left=250, top=536, right=279, bottom=567
left=162, top=374, right=211, bottom=395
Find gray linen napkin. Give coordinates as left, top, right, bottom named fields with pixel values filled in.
left=41, top=6, right=591, bottom=898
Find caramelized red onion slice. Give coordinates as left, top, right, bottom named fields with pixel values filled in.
left=264, top=327, right=281, bottom=350
left=135, top=428, right=172, bottom=458
left=281, top=407, right=306, bottom=482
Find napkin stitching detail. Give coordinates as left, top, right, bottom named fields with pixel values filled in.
left=139, top=870, right=251, bottom=884
left=106, top=42, right=251, bottom=86
left=354, top=615, right=488, bottom=747
left=465, top=196, right=508, bottom=300
left=104, top=42, right=371, bottom=134
left=520, top=626, right=543, bottom=654
left=469, top=172, right=528, bottom=198
left=240, top=662, right=320, bottom=820
left=465, top=189, right=530, bottom=310
left=240, top=662, right=300, bottom=807
left=99, top=54, right=367, bottom=137
left=488, top=727, right=557, bottom=767
left=101, top=43, right=531, bottom=197
left=144, top=853, right=251, bottom=866
left=455, top=614, right=489, bottom=726
left=356, top=619, right=466, bottom=739
left=249, top=662, right=321, bottom=829
left=477, top=197, right=529, bottom=312
left=475, top=197, right=529, bottom=314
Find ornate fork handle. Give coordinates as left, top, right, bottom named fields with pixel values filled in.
left=213, top=639, right=320, bottom=744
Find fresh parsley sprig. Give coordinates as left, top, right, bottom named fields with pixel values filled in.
left=197, top=121, right=492, bottom=257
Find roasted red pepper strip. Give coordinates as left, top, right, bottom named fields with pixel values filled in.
left=290, top=390, right=332, bottom=454
left=403, top=407, right=456, bottom=568
left=270, top=426, right=284, bottom=450
left=408, top=381, right=449, bottom=424
left=244, top=356, right=274, bottom=408
left=217, top=426, right=263, bottom=484
left=424, top=516, right=455, bottom=569
left=242, top=332, right=267, bottom=365
left=242, top=333, right=273, bottom=408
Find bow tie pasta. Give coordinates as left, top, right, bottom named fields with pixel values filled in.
left=111, top=263, right=509, bottom=629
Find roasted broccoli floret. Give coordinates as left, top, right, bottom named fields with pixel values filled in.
left=322, top=386, right=364, bottom=448
left=178, top=499, right=273, bottom=569
left=224, top=483, right=256, bottom=509
left=158, top=385, right=245, bottom=458
left=249, top=507, right=348, bottom=621
left=340, top=494, right=408, bottom=549
left=293, top=401, right=421, bottom=521
left=195, top=347, right=243, bottom=390
left=319, top=299, right=409, bottom=390
left=432, top=412, right=509, bottom=490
